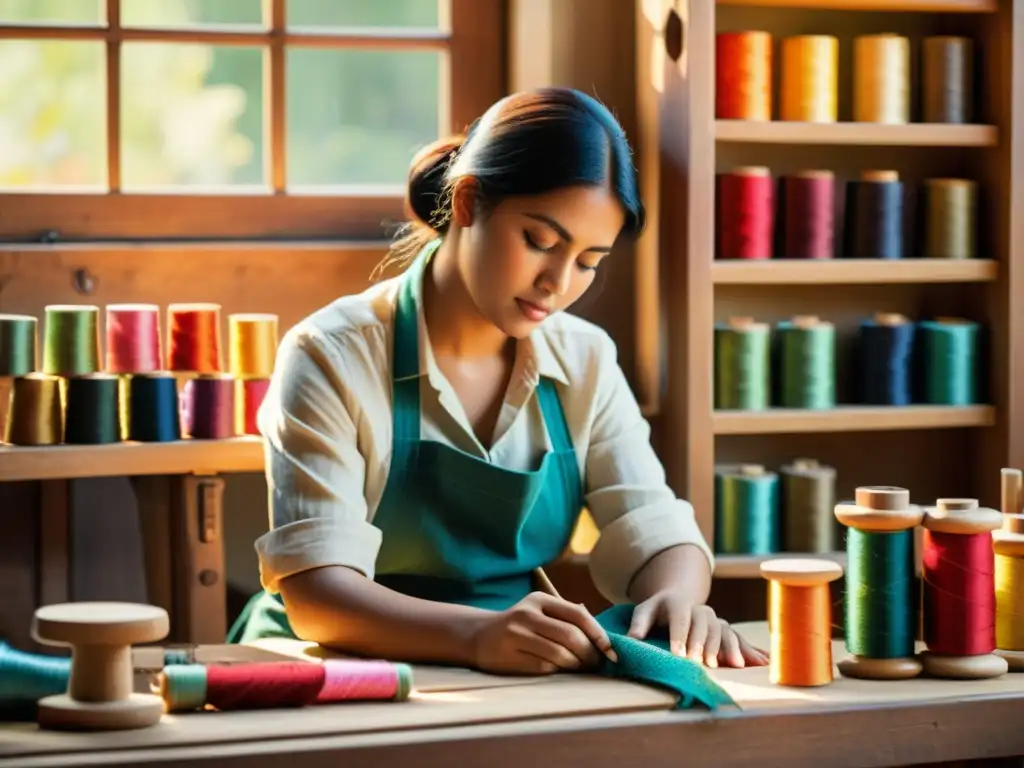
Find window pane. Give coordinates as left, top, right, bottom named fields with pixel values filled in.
left=121, top=44, right=265, bottom=190
left=121, top=0, right=264, bottom=29
left=287, top=0, right=440, bottom=29
left=0, top=0, right=102, bottom=24
left=0, top=41, right=106, bottom=190
left=286, top=48, right=441, bottom=188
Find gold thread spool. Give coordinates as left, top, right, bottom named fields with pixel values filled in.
left=923, top=36, right=974, bottom=124
left=923, top=178, right=977, bottom=260
left=761, top=558, right=844, bottom=687
left=993, top=518, right=1024, bottom=672
left=781, top=35, right=838, bottom=123
left=4, top=373, right=63, bottom=446
left=854, top=34, right=910, bottom=124
left=228, top=313, right=279, bottom=380
left=716, top=31, right=773, bottom=121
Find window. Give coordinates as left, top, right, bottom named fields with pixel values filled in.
left=0, top=0, right=504, bottom=240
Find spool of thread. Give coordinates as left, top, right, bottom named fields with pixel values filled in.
left=843, top=170, right=904, bottom=260
left=160, top=659, right=412, bottom=713
left=168, top=303, right=223, bottom=373
left=235, top=377, right=270, bottom=436
left=42, top=304, right=100, bottom=377
left=128, top=372, right=181, bottom=442
left=228, top=313, right=279, bottom=380
left=833, top=486, right=924, bottom=680
left=717, top=167, right=774, bottom=261
left=993, top=511, right=1024, bottom=672
left=1001, top=467, right=1023, bottom=517
left=774, top=315, right=835, bottom=410
left=4, top=373, right=62, bottom=446
left=714, top=317, right=771, bottom=410
left=715, top=31, right=772, bottom=121
left=920, top=498, right=1008, bottom=679
left=714, top=464, right=780, bottom=555
left=182, top=374, right=235, bottom=439
left=64, top=373, right=121, bottom=445
left=105, top=304, right=162, bottom=374
left=916, top=318, right=980, bottom=406
left=781, top=171, right=834, bottom=259
left=855, top=313, right=915, bottom=406
left=922, top=178, right=977, bottom=260
left=780, top=459, right=838, bottom=553
left=853, top=34, right=910, bottom=124
left=923, top=36, right=974, bottom=124
left=760, top=558, right=843, bottom=687
left=0, top=314, right=38, bottom=376
left=780, top=35, right=838, bottom=123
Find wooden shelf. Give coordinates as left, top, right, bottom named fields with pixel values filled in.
left=713, top=405, right=996, bottom=435
left=716, top=0, right=996, bottom=10
left=715, top=552, right=847, bottom=579
left=715, top=120, right=998, bottom=146
left=0, top=438, right=265, bottom=483
left=711, top=258, right=998, bottom=285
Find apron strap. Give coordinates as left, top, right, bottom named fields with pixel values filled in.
left=535, top=378, right=574, bottom=454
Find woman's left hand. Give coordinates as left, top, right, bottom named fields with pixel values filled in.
left=627, top=590, right=769, bottom=668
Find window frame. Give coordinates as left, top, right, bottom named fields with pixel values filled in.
left=0, top=0, right=506, bottom=241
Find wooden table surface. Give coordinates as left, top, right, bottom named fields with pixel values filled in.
left=2, top=622, right=1022, bottom=768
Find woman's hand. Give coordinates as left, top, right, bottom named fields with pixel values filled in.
left=627, top=590, right=768, bottom=668
left=469, top=592, right=618, bottom=675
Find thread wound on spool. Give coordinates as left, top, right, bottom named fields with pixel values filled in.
left=775, top=317, right=835, bottom=409
left=923, top=36, right=974, bottom=124
left=854, top=34, right=910, bottom=124
left=717, top=168, right=774, bottom=260
left=917, top=319, right=980, bottom=406
left=228, top=313, right=279, bottom=380
left=168, top=303, right=223, bottom=373
left=844, top=173, right=903, bottom=260
left=4, top=373, right=63, bottom=446
left=856, top=316, right=915, bottom=406
left=782, top=171, right=834, bottom=259
left=716, top=31, right=772, bottom=121
left=64, top=374, right=121, bottom=445
left=43, top=305, right=100, bottom=377
left=235, top=377, right=271, bottom=436
left=715, top=465, right=779, bottom=554
left=714, top=320, right=770, bottom=410
left=781, top=35, right=838, bottom=123
left=106, top=304, right=163, bottom=374
left=183, top=374, right=236, bottom=440
left=780, top=460, right=838, bottom=553
left=0, top=314, right=38, bottom=377
left=922, top=178, right=977, bottom=260
left=992, top=528, right=1024, bottom=658
left=128, top=372, right=181, bottom=443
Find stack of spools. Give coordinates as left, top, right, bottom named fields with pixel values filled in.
left=228, top=314, right=278, bottom=437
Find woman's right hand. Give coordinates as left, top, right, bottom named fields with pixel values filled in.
left=469, top=592, right=618, bottom=675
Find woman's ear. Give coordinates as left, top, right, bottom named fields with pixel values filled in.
left=450, top=176, right=480, bottom=228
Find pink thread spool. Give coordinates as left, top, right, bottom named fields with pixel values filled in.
left=106, top=304, right=163, bottom=374
left=235, top=378, right=270, bottom=436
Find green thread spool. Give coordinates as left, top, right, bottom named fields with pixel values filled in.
left=0, top=314, right=38, bottom=376
left=714, top=317, right=771, bottom=410
left=775, top=316, right=836, bottom=409
left=922, top=178, right=977, bottom=260
left=64, top=373, right=121, bottom=445
left=43, top=305, right=100, bottom=377
left=834, top=486, right=924, bottom=680
left=780, top=458, right=839, bottom=553
left=714, top=464, right=780, bottom=554
left=917, top=317, right=980, bottom=405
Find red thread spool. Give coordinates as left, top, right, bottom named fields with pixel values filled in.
left=782, top=170, right=835, bottom=259
left=182, top=374, right=235, bottom=439
left=718, top=167, right=774, bottom=260
left=168, top=303, right=222, bottom=373
left=235, top=377, right=270, bottom=436
left=206, top=662, right=326, bottom=710
left=716, top=31, right=773, bottom=120
left=106, top=304, right=163, bottom=374
left=921, top=499, right=1009, bottom=679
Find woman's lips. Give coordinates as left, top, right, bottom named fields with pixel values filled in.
left=515, top=298, right=551, bottom=321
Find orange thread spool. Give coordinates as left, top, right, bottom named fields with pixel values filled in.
left=716, top=31, right=773, bottom=121
left=167, top=303, right=223, bottom=374
left=761, top=558, right=843, bottom=687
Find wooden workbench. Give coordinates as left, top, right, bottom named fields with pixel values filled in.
left=2, top=622, right=1021, bottom=768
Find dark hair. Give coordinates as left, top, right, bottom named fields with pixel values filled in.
left=382, top=87, right=645, bottom=271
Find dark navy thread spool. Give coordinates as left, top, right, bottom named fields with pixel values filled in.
left=128, top=372, right=182, bottom=442
left=844, top=170, right=904, bottom=260
left=856, top=313, right=916, bottom=406
left=183, top=374, right=236, bottom=440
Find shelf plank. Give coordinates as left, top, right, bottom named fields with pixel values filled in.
left=716, top=0, right=996, bottom=11
left=715, top=553, right=847, bottom=579
left=0, top=438, right=265, bottom=483
left=711, top=258, right=999, bottom=285
left=715, top=120, right=998, bottom=146
left=713, top=405, right=996, bottom=435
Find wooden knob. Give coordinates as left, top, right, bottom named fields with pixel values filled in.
left=32, top=602, right=169, bottom=731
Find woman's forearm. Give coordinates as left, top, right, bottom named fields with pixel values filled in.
left=626, top=544, right=713, bottom=605
left=278, top=566, right=489, bottom=665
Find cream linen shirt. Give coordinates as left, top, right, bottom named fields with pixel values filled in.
left=254, top=265, right=714, bottom=605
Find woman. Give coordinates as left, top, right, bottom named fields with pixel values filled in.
left=231, top=87, right=767, bottom=674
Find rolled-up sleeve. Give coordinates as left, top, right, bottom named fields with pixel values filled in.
left=584, top=335, right=714, bottom=604
left=254, top=327, right=382, bottom=594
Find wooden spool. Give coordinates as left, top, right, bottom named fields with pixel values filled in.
left=834, top=486, right=924, bottom=680
left=31, top=602, right=169, bottom=731
left=992, top=516, right=1024, bottom=672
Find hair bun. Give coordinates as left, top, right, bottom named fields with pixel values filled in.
left=405, top=135, right=465, bottom=230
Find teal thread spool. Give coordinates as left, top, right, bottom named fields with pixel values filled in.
left=917, top=318, right=980, bottom=406
left=715, top=317, right=771, bottom=410
left=834, top=486, right=924, bottom=680
left=775, top=315, right=836, bottom=409
left=780, top=458, right=839, bottom=553
left=42, top=304, right=101, bottom=377
left=64, top=373, right=121, bottom=444
left=715, top=464, right=780, bottom=554
left=0, top=314, right=38, bottom=376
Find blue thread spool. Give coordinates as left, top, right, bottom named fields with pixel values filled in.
left=856, top=313, right=916, bottom=406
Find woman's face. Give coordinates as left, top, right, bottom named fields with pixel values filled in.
left=453, top=183, right=627, bottom=338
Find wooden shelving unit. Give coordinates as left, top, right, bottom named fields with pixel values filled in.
left=637, top=0, right=1023, bottom=579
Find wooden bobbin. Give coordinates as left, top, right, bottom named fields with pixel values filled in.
left=992, top=519, right=1024, bottom=672
left=920, top=499, right=1008, bottom=680
left=1001, top=468, right=1023, bottom=517
left=862, top=170, right=899, bottom=183
left=873, top=312, right=908, bottom=327
left=31, top=602, right=169, bottom=731
left=791, top=315, right=820, bottom=329
left=834, top=486, right=924, bottom=680
left=738, top=464, right=765, bottom=477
